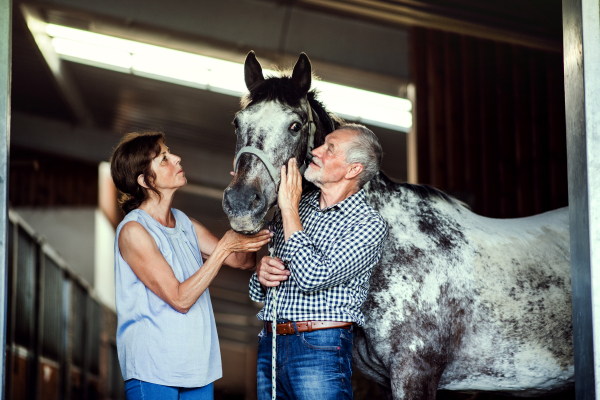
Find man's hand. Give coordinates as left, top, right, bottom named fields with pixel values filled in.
left=278, top=158, right=304, bottom=241
left=257, top=256, right=290, bottom=290
left=278, top=158, right=302, bottom=213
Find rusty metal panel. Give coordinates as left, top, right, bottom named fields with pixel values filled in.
left=0, top=0, right=11, bottom=396
left=563, top=0, right=600, bottom=397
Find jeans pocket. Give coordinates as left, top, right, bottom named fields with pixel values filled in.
left=340, top=328, right=353, bottom=343
left=258, top=328, right=267, bottom=344
left=300, top=329, right=342, bottom=351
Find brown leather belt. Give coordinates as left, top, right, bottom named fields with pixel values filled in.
left=267, top=321, right=352, bottom=335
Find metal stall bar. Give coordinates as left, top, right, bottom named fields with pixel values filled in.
left=0, top=0, right=12, bottom=397
left=563, top=0, right=600, bottom=398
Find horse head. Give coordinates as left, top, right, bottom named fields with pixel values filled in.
left=223, top=52, right=337, bottom=234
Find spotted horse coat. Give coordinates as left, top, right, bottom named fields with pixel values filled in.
left=222, top=51, right=574, bottom=400
left=354, top=174, right=572, bottom=399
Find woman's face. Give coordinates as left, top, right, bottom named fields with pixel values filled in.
left=148, top=142, right=187, bottom=191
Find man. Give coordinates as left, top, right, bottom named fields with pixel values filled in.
left=249, top=123, right=388, bottom=400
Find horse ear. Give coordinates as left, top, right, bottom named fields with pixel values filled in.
left=291, top=53, right=312, bottom=95
left=244, top=51, right=265, bottom=90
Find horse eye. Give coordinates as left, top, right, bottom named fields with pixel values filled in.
left=289, top=122, right=301, bottom=133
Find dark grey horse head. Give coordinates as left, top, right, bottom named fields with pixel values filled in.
left=222, top=52, right=336, bottom=234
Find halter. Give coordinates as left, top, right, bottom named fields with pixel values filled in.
left=234, top=98, right=316, bottom=187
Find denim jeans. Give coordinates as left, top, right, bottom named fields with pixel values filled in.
left=125, top=379, right=213, bottom=400
left=257, top=324, right=354, bottom=400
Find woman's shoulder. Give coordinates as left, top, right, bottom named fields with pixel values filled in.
left=117, top=210, right=154, bottom=240
left=117, top=209, right=144, bottom=231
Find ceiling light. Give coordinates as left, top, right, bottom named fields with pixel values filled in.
left=45, top=24, right=412, bottom=131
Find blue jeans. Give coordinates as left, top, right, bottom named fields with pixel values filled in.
left=125, top=379, right=213, bottom=400
left=257, top=324, right=354, bottom=400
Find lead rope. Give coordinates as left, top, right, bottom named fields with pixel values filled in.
left=268, top=218, right=277, bottom=400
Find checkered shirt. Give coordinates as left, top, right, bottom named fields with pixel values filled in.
left=249, top=189, right=388, bottom=327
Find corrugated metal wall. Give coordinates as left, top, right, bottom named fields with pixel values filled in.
left=6, top=212, right=122, bottom=400
left=411, top=27, right=568, bottom=218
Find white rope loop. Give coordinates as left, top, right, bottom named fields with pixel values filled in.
left=269, top=238, right=277, bottom=400
left=271, top=285, right=277, bottom=400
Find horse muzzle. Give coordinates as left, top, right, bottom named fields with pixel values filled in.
left=222, top=184, right=269, bottom=234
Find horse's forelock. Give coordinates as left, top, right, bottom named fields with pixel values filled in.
left=238, top=73, right=340, bottom=150
left=241, top=75, right=306, bottom=109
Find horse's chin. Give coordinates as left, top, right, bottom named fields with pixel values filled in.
left=232, top=226, right=263, bottom=235
left=228, top=216, right=265, bottom=235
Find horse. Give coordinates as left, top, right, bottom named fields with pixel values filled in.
left=222, top=51, right=574, bottom=400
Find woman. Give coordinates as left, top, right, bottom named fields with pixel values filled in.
left=111, top=131, right=271, bottom=400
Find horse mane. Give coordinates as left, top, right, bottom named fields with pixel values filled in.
left=372, top=171, right=463, bottom=207
left=241, top=73, right=306, bottom=109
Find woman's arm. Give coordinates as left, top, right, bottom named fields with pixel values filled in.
left=119, top=221, right=271, bottom=313
left=190, top=218, right=259, bottom=270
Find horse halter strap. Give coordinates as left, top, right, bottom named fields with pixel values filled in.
left=234, top=99, right=317, bottom=187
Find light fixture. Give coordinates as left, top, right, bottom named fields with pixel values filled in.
left=46, top=24, right=412, bottom=131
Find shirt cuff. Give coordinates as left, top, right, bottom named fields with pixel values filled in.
left=280, top=230, right=312, bottom=262
left=249, top=272, right=265, bottom=302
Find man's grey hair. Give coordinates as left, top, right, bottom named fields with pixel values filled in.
left=340, top=123, right=383, bottom=188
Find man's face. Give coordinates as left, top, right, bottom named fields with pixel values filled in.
left=305, top=129, right=355, bottom=188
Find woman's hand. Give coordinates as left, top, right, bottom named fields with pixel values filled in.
left=218, top=229, right=272, bottom=254
left=278, top=158, right=303, bottom=213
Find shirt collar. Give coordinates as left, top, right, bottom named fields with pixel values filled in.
left=307, top=189, right=366, bottom=215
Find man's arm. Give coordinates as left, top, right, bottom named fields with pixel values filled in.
left=249, top=272, right=266, bottom=302
left=275, top=157, right=387, bottom=293
left=281, top=215, right=388, bottom=293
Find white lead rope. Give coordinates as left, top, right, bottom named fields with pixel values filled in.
left=271, top=285, right=277, bottom=400
left=268, top=220, right=277, bottom=400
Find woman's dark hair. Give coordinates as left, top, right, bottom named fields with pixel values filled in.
left=110, top=131, right=165, bottom=214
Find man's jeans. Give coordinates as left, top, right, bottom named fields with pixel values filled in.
left=257, top=324, right=354, bottom=400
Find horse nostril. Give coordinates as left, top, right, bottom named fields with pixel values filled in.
left=249, top=192, right=264, bottom=211
left=222, top=186, right=266, bottom=216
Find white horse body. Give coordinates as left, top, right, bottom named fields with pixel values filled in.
left=224, top=52, right=574, bottom=400
left=355, top=176, right=573, bottom=398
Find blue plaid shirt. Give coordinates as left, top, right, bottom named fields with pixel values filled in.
left=249, top=189, right=388, bottom=326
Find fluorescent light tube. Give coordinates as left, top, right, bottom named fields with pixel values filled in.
left=46, top=24, right=412, bottom=131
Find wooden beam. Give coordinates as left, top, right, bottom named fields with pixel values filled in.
left=19, top=4, right=94, bottom=126
left=297, top=0, right=562, bottom=52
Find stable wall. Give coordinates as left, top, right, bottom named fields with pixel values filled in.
left=411, top=27, right=568, bottom=218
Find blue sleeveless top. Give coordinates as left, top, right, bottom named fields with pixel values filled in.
left=115, top=208, right=222, bottom=387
